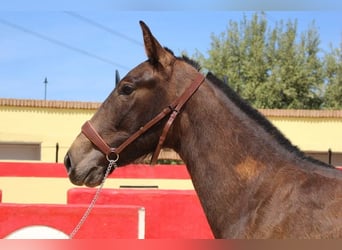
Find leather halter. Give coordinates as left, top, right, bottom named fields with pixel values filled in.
left=81, top=73, right=205, bottom=165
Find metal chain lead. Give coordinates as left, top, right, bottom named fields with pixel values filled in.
left=69, top=160, right=117, bottom=239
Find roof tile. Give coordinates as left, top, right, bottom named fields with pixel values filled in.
left=1, top=98, right=342, bottom=117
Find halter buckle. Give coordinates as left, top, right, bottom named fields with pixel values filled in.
left=106, top=149, right=119, bottom=163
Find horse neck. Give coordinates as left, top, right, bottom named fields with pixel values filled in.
left=172, top=77, right=303, bottom=237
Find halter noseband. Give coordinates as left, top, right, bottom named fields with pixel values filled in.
left=81, top=73, right=205, bottom=165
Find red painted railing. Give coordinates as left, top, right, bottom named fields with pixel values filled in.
left=0, top=162, right=190, bottom=179
left=0, top=203, right=144, bottom=239
left=68, top=188, right=213, bottom=239
left=0, top=162, right=212, bottom=238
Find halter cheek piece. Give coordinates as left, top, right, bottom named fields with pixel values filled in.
left=81, top=74, right=205, bottom=165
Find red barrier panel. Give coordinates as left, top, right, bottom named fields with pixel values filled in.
left=0, top=162, right=67, bottom=177
left=0, top=162, right=190, bottom=179
left=0, top=203, right=144, bottom=239
left=0, top=190, right=2, bottom=202
left=67, top=188, right=214, bottom=239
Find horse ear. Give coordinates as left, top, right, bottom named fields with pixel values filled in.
left=115, top=69, right=120, bottom=88
left=139, top=21, right=174, bottom=68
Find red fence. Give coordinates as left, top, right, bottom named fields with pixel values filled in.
left=68, top=188, right=213, bottom=239
left=0, top=162, right=191, bottom=179
left=0, top=162, right=213, bottom=239
left=0, top=203, right=144, bottom=239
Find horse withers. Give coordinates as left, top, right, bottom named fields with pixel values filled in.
left=64, top=21, right=342, bottom=239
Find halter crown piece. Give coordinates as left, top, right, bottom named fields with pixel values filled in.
left=81, top=74, right=205, bottom=165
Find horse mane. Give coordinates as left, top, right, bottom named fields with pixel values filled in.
left=205, top=72, right=333, bottom=169
left=180, top=55, right=201, bottom=71
left=164, top=47, right=201, bottom=71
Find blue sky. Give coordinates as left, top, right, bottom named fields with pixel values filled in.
left=0, top=9, right=341, bottom=102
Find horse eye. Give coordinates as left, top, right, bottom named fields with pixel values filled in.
left=120, top=84, right=134, bottom=95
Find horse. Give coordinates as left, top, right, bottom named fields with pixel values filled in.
left=64, top=21, right=342, bottom=239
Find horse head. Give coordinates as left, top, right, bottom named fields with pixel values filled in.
left=64, top=21, right=201, bottom=187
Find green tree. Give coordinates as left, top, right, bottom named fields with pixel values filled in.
left=323, top=45, right=342, bottom=109
left=199, top=14, right=269, bottom=103
left=195, top=13, right=329, bottom=109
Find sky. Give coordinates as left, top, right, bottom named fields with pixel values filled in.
left=0, top=3, right=341, bottom=102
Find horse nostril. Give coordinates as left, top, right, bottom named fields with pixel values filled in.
left=64, top=153, right=72, bottom=173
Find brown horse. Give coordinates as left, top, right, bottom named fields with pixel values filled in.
left=64, top=21, right=342, bottom=239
